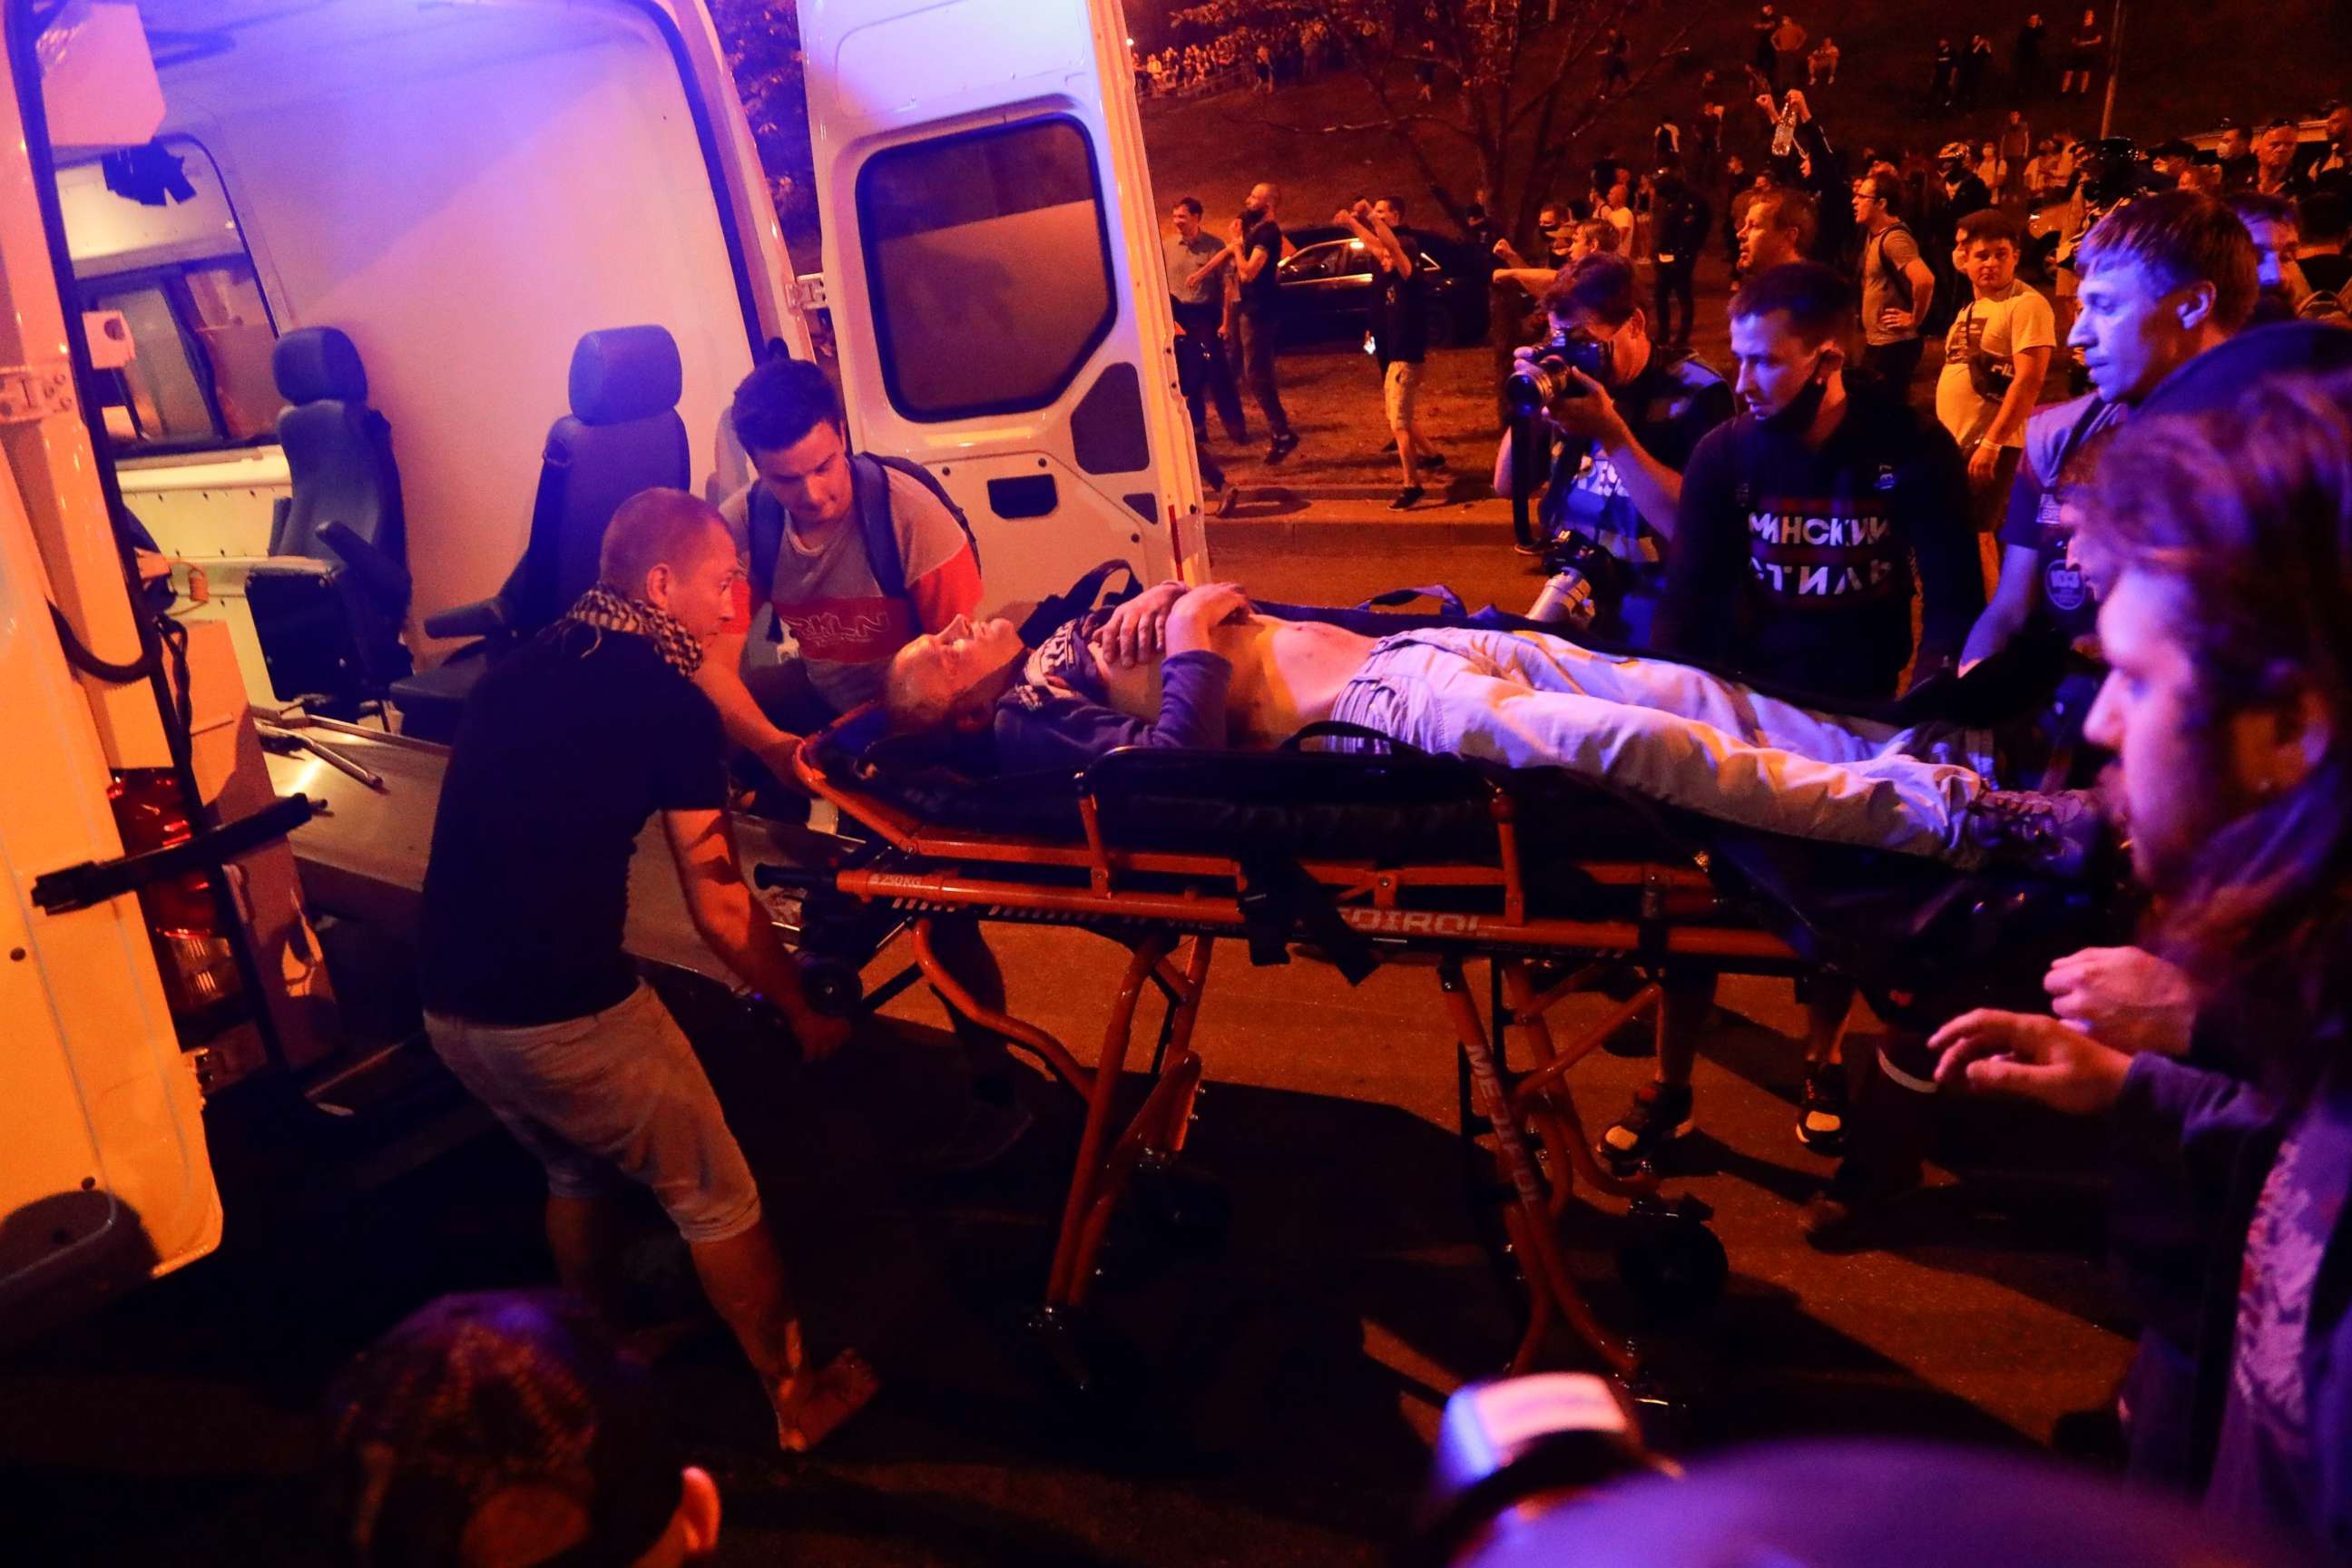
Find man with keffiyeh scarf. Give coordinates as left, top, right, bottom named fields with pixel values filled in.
left=419, top=487, right=873, bottom=1454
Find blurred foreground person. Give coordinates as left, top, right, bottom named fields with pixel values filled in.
left=1935, top=369, right=2352, bottom=1554
left=324, top=1290, right=720, bottom=1568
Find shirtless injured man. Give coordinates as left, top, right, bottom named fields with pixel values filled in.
left=881, top=579, right=2103, bottom=876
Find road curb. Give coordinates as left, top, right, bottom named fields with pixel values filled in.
left=1206, top=510, right=1516, bottom=548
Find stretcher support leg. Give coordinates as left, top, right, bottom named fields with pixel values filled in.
left=1497, top=962, right=1662, bottom=1210
left=913, top=919, right=1093, bottom=1097
left=1044, top=935, right=1216, bottom=1311
left=1436, top=958, right=1636, bottom=1377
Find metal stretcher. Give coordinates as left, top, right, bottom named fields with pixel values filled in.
left=761, top=608, right=2122, bottom=1387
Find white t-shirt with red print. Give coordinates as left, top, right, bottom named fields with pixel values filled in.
left=719, top=466, right=983, bottom=715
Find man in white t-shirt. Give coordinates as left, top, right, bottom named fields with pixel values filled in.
left=1935, top=208, right=2055, bottom=551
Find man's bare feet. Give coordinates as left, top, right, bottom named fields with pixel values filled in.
left=774, top=1349, right=879, bottom=1453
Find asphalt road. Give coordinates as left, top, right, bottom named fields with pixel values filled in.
left=0, top=532, right=2137, bottom=1567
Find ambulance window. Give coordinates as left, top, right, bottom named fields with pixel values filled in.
left=858, top=117, right=1116, bottom=421
left=64, top=140, right=279, bottom=454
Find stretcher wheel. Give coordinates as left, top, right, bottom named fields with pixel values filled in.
left=1021, top=1308, right=1146, bottom=1424
left=797, top=958, right=863, bottom=1018
left=1131, top=1161, right=1231, bottom=1254
left=1613, top=1197, right=1727, bottom=1323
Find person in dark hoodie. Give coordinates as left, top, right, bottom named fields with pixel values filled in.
left=1655, top=260, right=1983, bottom=705
left=1933, top=365, right=2352, bottom=1557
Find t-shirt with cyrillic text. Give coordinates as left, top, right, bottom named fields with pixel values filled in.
left=1658, top=387, right=1984, bottom=702
left=719, top=466, right=982, bottom=718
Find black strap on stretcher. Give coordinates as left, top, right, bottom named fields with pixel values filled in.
left=1237, top=847, right=1379, bottom=985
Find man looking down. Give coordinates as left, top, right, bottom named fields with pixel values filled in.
left=881, top=582, right=2100, bottom=876
left=419, top=488, right=870, bottom=1453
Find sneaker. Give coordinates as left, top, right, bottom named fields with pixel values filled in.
left=1512, top=537, right=1544, bottom=558
left=1266, top=431, right=1299, bottom=464
left=1795, top=1063, right=1847, bottom=1154
left=1389, top=485, right=1424, bottom=510
left=1962, top=788, right=2108, bottom=878
left=1420, top=450, right=1449, bottom=471
left=1597, top=1082, right=1694, bottom=1175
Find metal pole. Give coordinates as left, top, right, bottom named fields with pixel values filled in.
left=2097, top=0, right=2125, bottom=141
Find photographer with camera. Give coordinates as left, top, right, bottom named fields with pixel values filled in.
left=1490, top=253, right=1733, bottom=645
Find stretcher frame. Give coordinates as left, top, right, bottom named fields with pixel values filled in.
left=791, top=720, right=1807, bottom=1377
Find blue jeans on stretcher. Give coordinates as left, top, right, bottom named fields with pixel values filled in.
left=1324, top=629, right=1997, bottom=862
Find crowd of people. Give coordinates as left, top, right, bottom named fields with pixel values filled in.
left=293, top=15, right=2352, bottom=1567
left=1135, top=3, right=1360, bottom=99
left=1134, top=18, right=2352, bottom=1556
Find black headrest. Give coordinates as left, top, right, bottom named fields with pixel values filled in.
left=568, top=327, right=683, bottom=426
left=273, top=327, right=368, bottom=405
left=2141, top=321, right=2352, bottom=417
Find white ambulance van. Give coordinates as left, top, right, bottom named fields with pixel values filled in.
left=5, top=0, right=1196, bottom=1334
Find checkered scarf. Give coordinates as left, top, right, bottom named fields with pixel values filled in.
left=560, top=584, right=704, bottom=678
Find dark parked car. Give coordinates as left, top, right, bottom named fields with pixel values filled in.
left=1273, top=225, right=1490, bottom=348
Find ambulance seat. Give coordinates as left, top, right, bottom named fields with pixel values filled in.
left=389, top=325, right=690, bottom=741
left=245, top=327, right=414, bottom=718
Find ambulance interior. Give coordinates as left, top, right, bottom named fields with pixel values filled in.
left=51, top=0, right=785, bottom=714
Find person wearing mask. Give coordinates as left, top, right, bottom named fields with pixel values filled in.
left=1166, top=196, right=1250, bottom=454
left=1603, top=262, right=1982, bottom=1176
left=1975, top=141, right=2012, bottom=206
left=2149, top=139, right=2200, bottom=191
left=417, top=492, right=870, bottom=1455
left=1215, top=181, right=1299, bottom=464
left=1490, top=253, right=1733, bottom=642
left=1853, top=172, right=1939, bottom=397
left=1493, top=203, right=1608, bottom=295
left=1936, top=209, right=2056, bottom=561
left=1961, top=191, right=2258, bottom=681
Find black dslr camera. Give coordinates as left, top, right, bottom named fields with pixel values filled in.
left=1504, top=328, right=1610, bottom=416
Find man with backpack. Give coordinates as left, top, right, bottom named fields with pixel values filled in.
left=701, top=356, right=982, bottom=784
left=701, top=358, right=1027, bottom=1169
left=1852, top=172, right=1939, bottom=398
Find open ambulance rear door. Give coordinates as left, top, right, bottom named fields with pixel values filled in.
left=799, top=0, right=1210, bottom=613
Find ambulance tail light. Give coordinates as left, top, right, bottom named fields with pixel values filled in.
left=107, top=769, right=242, bottom=1025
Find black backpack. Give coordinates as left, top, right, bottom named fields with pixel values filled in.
left=745, top=452, right=978, bottom=639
